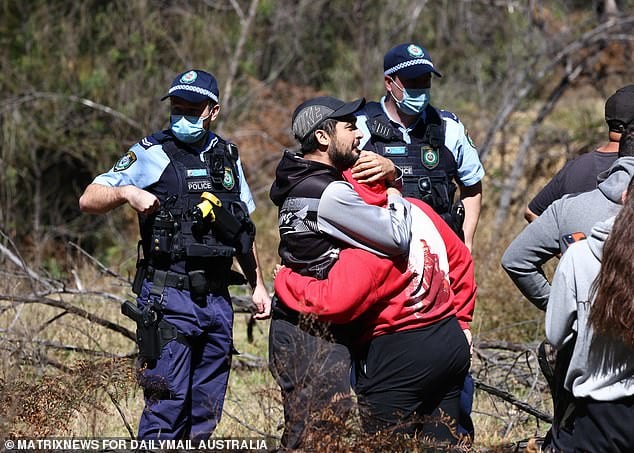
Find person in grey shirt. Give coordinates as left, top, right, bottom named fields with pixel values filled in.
left=501, top=154, right=634, bottom=311
left=501, top=128, right=634, bottom=448
left=545, top=178, right=634, bottom=451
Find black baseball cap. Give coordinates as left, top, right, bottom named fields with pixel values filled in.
left=161, top=69, right=220, bottom=104
left=292, top=96, right=365, bottom=141
left=605, top=84, right=634, bottom=132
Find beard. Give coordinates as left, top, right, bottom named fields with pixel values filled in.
left=328, top=140, right=359, bottom=171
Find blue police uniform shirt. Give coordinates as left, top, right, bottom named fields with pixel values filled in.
left=356, top=97, right=485, bottom=187
left=93, top=131, right=256, bottom=214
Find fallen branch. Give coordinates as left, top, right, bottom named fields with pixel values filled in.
left=473, top=377, right=553, bottom=423
left=1, top=294, right=135, bottom=341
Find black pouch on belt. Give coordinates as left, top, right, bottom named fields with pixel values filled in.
left=188, top=270, right=208, bottom=300
left=132, top=259, right=148, bottom=296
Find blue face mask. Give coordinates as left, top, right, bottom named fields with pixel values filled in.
left=390, top=79, right=431, bottom=116
left=170, top=114, right=208, bottom=143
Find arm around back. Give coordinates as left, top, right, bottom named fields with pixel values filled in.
left=317, top=181, right=412, bottom=257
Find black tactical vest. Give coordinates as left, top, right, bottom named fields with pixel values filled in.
left=277, top=165, right=343, bottom=280
left=364, top=102, right=458, bottom=215
left=139, top=132, right=252, bottom=274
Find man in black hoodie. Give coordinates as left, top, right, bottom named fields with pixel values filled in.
left=269, top=96, right=412, bottom=448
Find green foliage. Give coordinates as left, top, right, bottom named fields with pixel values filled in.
left=1, top=0, right=632, bottom=277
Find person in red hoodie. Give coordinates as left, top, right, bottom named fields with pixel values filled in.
left=275, top=176, right=474, bottom=445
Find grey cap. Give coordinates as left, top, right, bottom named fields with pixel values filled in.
left=292, top=96, right=365, bottom=141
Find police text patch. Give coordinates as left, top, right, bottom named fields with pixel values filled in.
left=187, top=179, right=213, bottom=192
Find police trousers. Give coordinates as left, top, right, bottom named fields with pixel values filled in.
left=135, top=281, right=233, bottom=441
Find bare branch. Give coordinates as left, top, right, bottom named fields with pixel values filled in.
left=494, top=59, right=585, bottom=228
left=473, top=377, right=553, bottom=423
left=480, top=16, right=634, bottom=161
left=2, top=294, right=135, bottom=341
left=228, top=0, right=246, bottom=23
left=68, top=241, right=131, bottom=286
left=222, top=407, right=281, bottom=439
left=108, top=390, right=136, bottom=439
left=0, top=331, right=134, bottom=358
left=0, top=92, right=143, bottom=133
left=0, top=230, right=56, bottom=291
left=221, top=0, right=259, bottom=115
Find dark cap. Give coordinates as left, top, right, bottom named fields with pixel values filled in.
left=605, top=84, right=634, bottom=132
left=161, top=69, right=219, bottom=104
left=384, top=43, right=442, bottom=80
left=292, top=96, right=365, bottom=141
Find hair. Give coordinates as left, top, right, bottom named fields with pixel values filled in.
left=299, top=118, right=338, bottom=154
left=618, top=125, right=634, bottom=158
left=589, top=175, right=634, bottom=347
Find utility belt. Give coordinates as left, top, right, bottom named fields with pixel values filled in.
left=145, top=266, right=232, bottom=296
left=133, top=261, right=246, bottom=300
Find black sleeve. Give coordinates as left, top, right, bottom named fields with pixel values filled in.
left=527, top=164, right=568, bottom=216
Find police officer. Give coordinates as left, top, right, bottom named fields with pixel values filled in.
left=355, top=43, right=485, bottom=251
left=79, top=69, right=271, bottom=440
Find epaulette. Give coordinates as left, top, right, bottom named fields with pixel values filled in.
left=138, top=133, right=163, bottom=150
left=439, top=109, right=459, bottom=123
left=367, top=118, right=396, bottom=141
left=363, top=102, right=400, bottom=142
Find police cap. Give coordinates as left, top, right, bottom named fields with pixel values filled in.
left=161, top=69, right=220, bottom=104
left=384, top=43, right=442, bottom=79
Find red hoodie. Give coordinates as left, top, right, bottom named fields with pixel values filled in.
left=274, top=173, right=476, bottom=341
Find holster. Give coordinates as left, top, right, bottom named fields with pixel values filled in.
left=440, top=201, right=466, bottom=241
left=121, top=300, right=186, bottom=361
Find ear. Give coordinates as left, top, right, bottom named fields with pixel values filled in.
left=384, top=75, right=392, bottom=92
left=208, top=103, right=221, bottom=122
left=621, top=190, right=628, bottom=205
left=314, top=129, right=331, bottom=147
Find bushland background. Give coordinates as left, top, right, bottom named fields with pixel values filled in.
left=1, top=0, right=633, bottom=450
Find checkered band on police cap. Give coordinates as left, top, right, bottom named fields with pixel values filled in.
left=161, top=70, right=220, bottom=104
left=383, top=43, right=442, bottom=79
